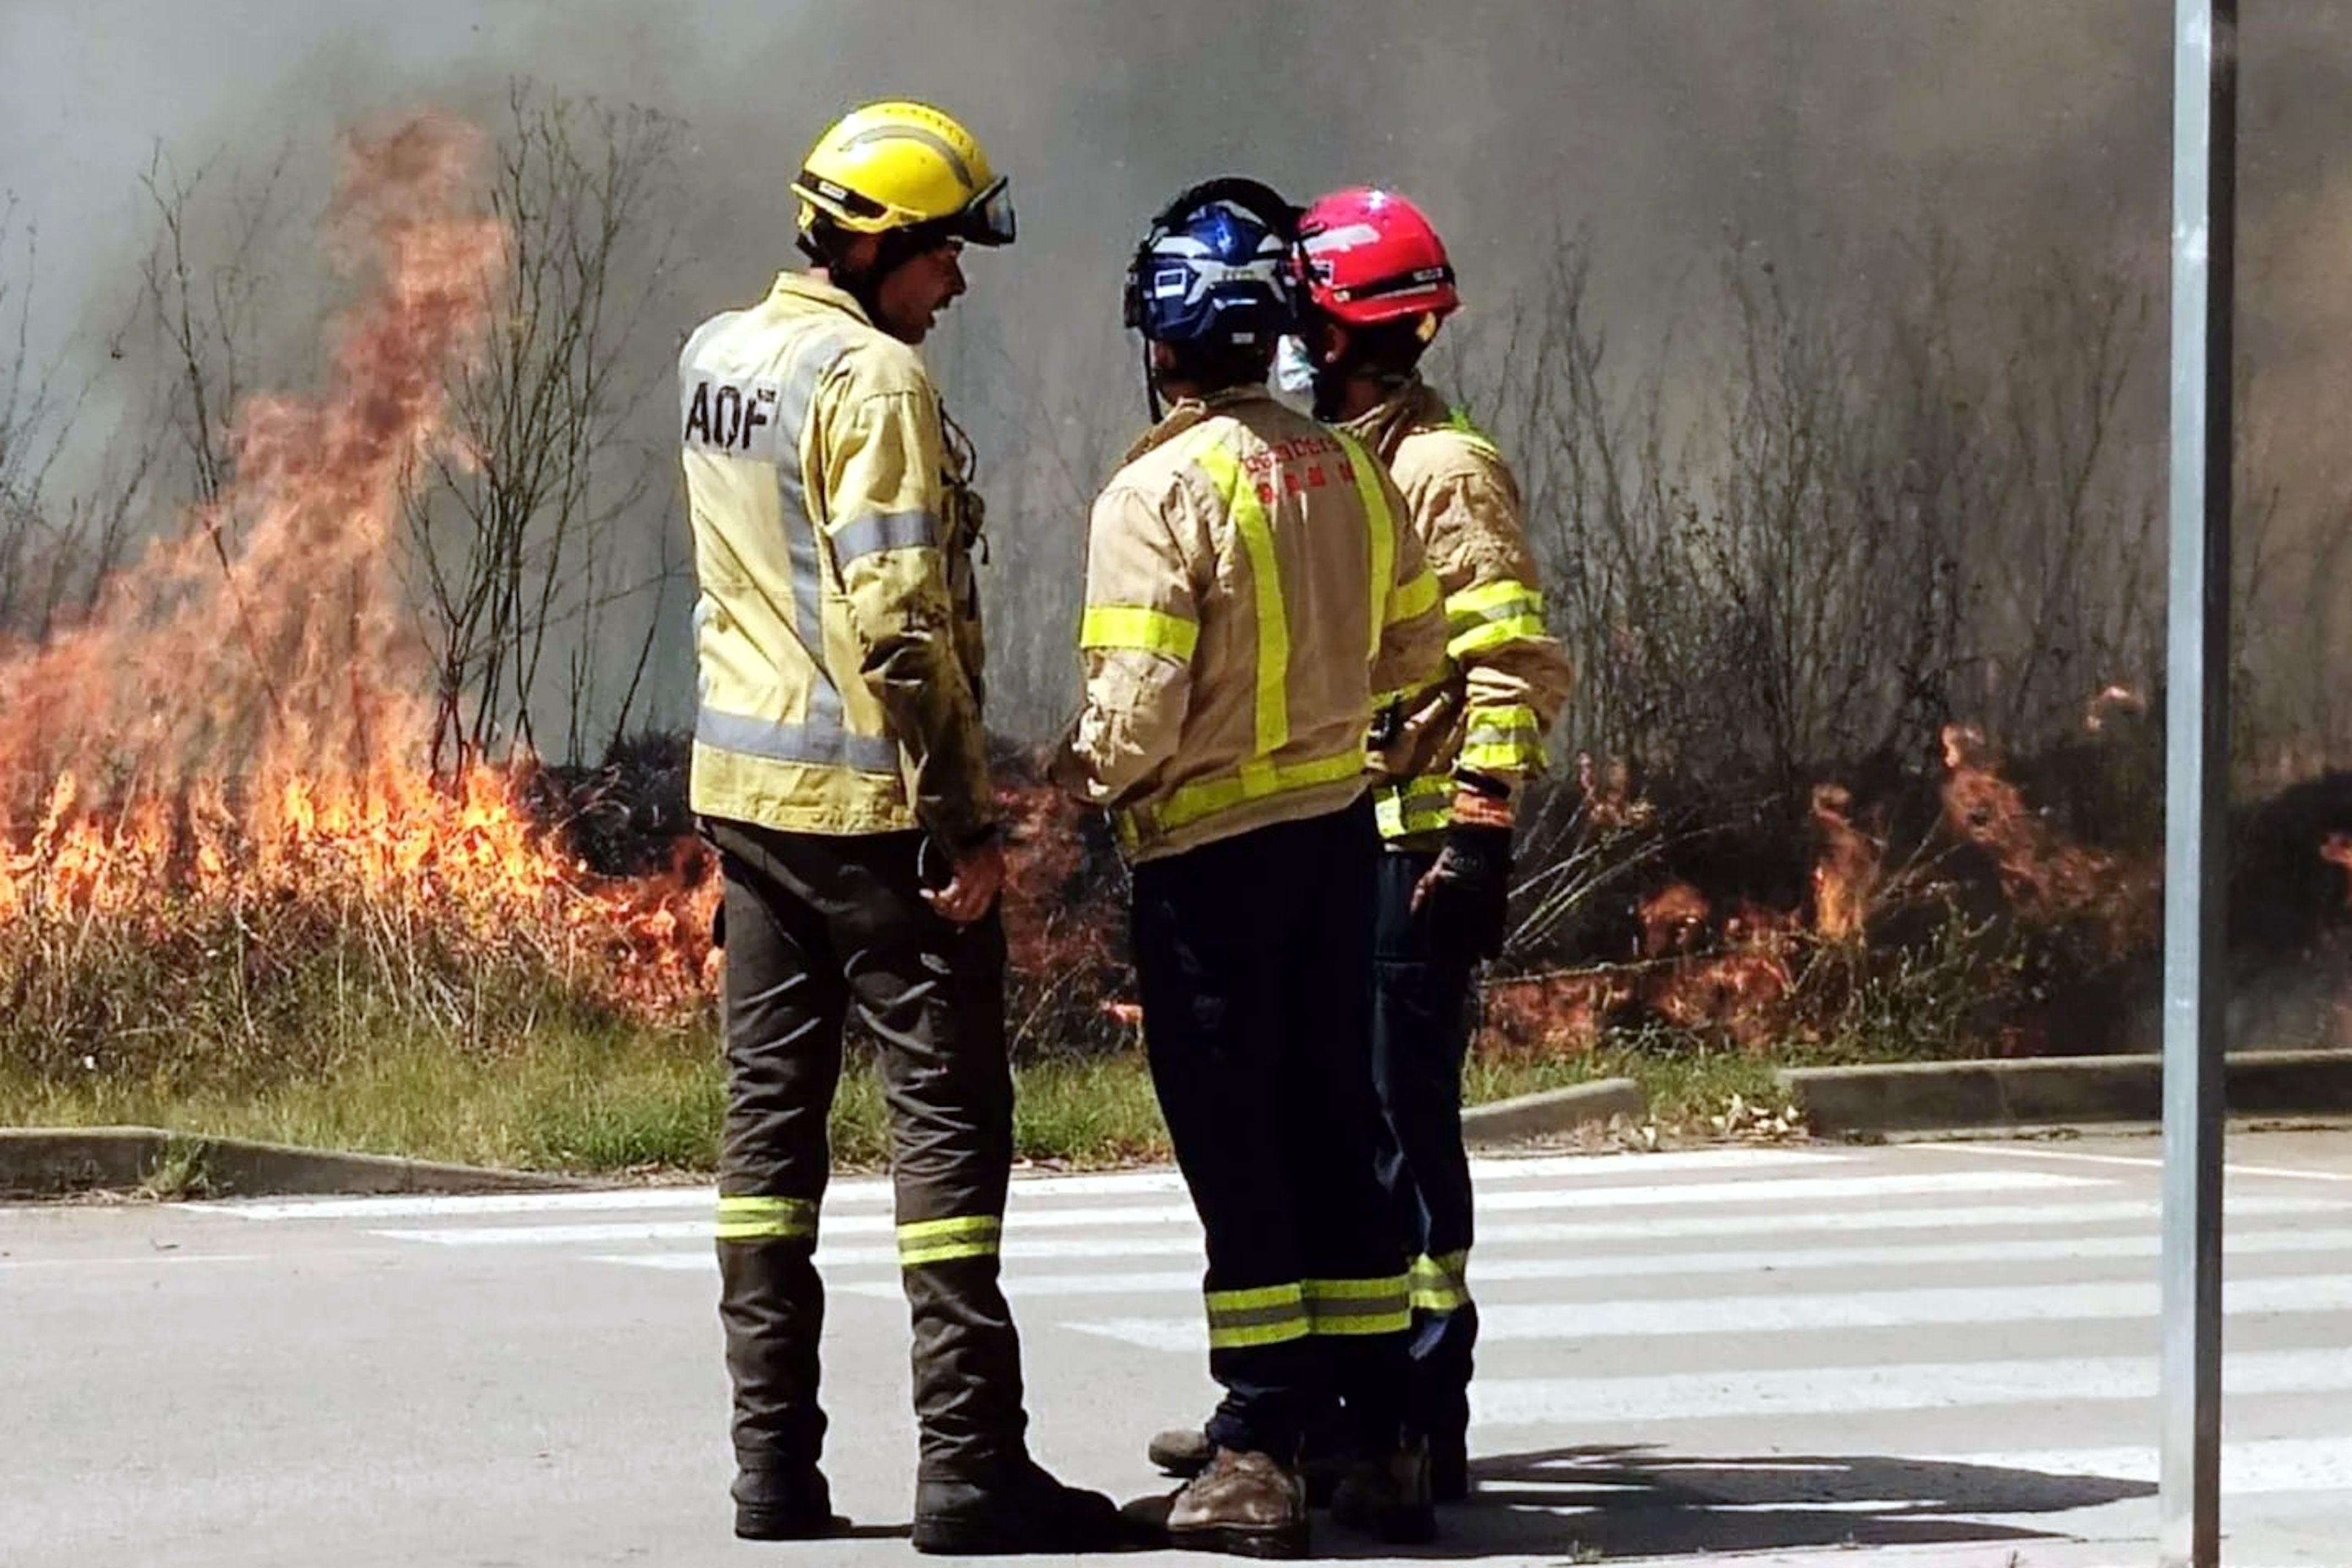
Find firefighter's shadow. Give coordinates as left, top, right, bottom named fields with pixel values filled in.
left=1324, top=1442, right=2154, bottom=1560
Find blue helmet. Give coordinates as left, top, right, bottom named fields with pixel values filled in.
left=1123, top=177, right=1299, bottom=350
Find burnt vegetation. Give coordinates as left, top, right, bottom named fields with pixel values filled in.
left=4, top=80, right=2352, bottom=1102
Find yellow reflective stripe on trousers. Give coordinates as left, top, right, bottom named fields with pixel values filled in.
left=1195, top=442, right=1289, bottom=757
left=1375, top=773, right=1455, bottom=839
left=897, top=1214, right=1003, bottom=1267
left=1457, top=703, right=1546, bottom=776
left=715, top=1194, right=819, bottom=1243
left=1080, top=604, right=1199, bottom=662
left=1303, top=1275, right=1412, bottom=1336
left=1409, top=1251, right=1472, bottom=1314
left=1332, top=431, right=1394, bottom=662
left=1205, top=1282, right=1312, bottom=1351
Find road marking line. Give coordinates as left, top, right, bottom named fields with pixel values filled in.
left=1465, top=1346, right=2352, bottom=1425
left=1912, top=1142, right=2352, bottom=1184
left=0, top=1253, right=266, bottom=1271
left=823, top=1223, right=2352, bottom=1299
left=550, top=1194, right=2333, bottom=1269
left=1070, top=1272, right=2352, bottom=1352
left=1473, top=1169, right=2095, bottom=1212
left=580, top=1194, right=2344, bottom=1272
left=379, top=1169, right=2095, bottom=1248
left=377, top=1205, right=1208, bottom=1247
left=194, top=1188, right=728, bottom=1222
left=1920, top=1436, right=2352, bottom=1496
left=1463, top=1148, right=1847, bottom=1180
left=189, top=1148, right=1851, bottom=1223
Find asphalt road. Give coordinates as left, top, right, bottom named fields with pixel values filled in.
left=6, top=1133, right=2351, bottom=1567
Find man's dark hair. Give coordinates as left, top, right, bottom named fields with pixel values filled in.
left=1157, top=337, right=1276, bottom=395
left=1341, top=317, right=1432, bottom=379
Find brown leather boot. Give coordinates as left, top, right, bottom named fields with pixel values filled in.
left=1147, top=1424, right=1215, bottom=1477
left=1156, top=1447, right=1309, bottom=1558
left=1330, top=1438, right=1436, bottom=1544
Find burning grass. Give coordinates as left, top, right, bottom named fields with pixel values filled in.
left=9, top=112, right=2352, bottom=1175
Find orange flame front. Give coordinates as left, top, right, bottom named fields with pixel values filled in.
left=0, top=114, right=716, bottom=1026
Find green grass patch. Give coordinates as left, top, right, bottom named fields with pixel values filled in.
left=0, top=1025, right=1180, bottom=1175
left=0, top=1017, right=1816, bottom=1176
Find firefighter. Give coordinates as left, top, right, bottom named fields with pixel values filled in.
left=1299, top=186, right=1573, bottom=1499
left=1147, top=188, right=1573, bottom=1506
left=1052, top=178, right=1450, bottom=1558
left=678, top=100, right=1123, bottom=1554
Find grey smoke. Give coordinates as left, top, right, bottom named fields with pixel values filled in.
left=6, top=1, right=2351, bottom=748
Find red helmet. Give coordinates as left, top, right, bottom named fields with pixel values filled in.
left=1294, top=187, right=1460, bottom=329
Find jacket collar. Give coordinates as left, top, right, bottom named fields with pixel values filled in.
left=1121, top=384, right=1280, bottom=465
left=1340, top=375, right=1451, bottom=464
left=767, top=270, right=876, bottom=328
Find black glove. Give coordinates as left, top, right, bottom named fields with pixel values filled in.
left=1412, top=817, right=1515, bottom=961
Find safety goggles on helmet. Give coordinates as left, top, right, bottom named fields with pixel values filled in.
left=961, top=175, right=1016, bottom=247
left=797, top=170, right=1016, bottom=248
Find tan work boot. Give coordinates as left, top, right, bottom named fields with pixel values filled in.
left=1157, top=1447, right=1309, bottom=1558
left=1329, top=1438, right=1436, bottom=1545
left=1153, top=1422, right=1344, bottom=1504
left=1148, top=1424, right=1214, bottom=1477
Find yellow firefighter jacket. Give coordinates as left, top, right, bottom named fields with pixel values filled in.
left=1054, top=387, right=1447, bottom=863
left=1347, top=378, right=1574, bottom=843
left=679, top=273, right=994, bottom=845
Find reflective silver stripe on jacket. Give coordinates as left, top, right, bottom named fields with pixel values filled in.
left=694, top=707, right=901, bottom=775
left=832, top=508, right=940, bottom=563
left=775, top=331, right=850, bottom=732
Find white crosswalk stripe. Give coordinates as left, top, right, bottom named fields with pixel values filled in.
left=1468, top=1347, right=2352, bottom=1426
left=206, top=1140, right=2352, bottom=1555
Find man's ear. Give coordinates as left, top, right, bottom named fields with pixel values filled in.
left=1315, top=319, right=1351, bottom=368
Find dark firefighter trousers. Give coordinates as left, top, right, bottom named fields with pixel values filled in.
left=1372, top=846, right=1481, bottom=1445
left=1131, top=799, right=1413, bottom=1462
left=707, top=818, right=1028, bottom=1487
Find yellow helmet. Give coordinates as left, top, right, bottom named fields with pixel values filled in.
left=792, top=101, right=1015, bottom=247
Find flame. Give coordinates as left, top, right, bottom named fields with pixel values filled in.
left=2084, top=684, right=2148, bottom=733
left=1938, top=723, right=2152, bottom=944
left=1809, top=782, right=1880, bottom=941
left=1576, top=752, right=1656, bottom=831
left=0, top=117, right=504, bottom=804
left=0, top=114, right=717, bottom=1028
left=1481, top=703, right=2166, bottom=1058
left=2323, top=834, right=2352, bottom=909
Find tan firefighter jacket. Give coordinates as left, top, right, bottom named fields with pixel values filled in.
left=679, top=273, right=994, bottom=846
left=1054, top=387, right=1447, bottom=862
left=1346, top=378, right=1573, bottom=843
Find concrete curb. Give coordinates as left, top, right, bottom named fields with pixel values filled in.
left=1461, top=1077, right=1647, bottom=1146
left=1780, top=1048, right=2352, bottom=1137
left=0, top=1126, right=579, bottom=1200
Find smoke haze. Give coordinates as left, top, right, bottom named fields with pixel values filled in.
left=6, top=1, right=2351, bottom=746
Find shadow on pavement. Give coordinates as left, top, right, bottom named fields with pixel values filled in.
left=1316, top=1442, right=2154, bottom=1559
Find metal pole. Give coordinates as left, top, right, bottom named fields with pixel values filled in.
left=2159, top=1, right=2235, bottom=1565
